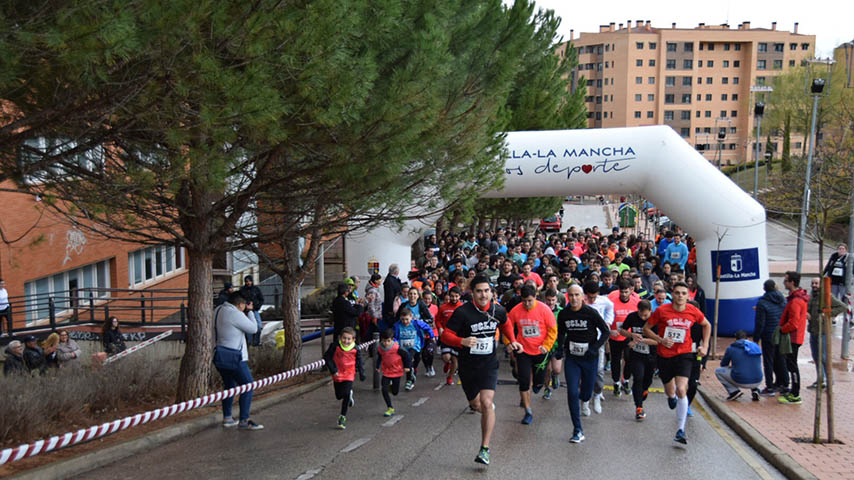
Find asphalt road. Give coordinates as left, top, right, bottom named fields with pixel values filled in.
left=557, top=203, right=609, bottom=232
left=79, top=356, right=784, bottom=480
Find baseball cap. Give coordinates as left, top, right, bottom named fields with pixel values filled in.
left=642, top=262, right=652, bottom=270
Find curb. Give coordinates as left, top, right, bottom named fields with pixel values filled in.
left=697, top=386, right=818, bottom=480
left=10, top=374, right=332, bottom=480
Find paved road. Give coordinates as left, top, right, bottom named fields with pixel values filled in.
left=558, top=203, right=609, bottom=232
left=765, top=219, right=833, bottom=263
left=80, top=357, right=784, bottom=480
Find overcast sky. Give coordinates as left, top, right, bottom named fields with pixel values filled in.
left=529, top=0, right=852, bottom=57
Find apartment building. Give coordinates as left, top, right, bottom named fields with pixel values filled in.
left=563, top=20, right=815, bottom=166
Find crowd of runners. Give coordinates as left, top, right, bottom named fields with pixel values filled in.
left=326, top=222, right=712, bottom=465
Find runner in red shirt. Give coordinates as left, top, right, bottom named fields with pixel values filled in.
left=506, top=285, right=557, bottom=425
left=436, top=286, right=464, bottom=385
left=519, top=262, right=544, bottom=290
left=607, top=280, right=640, bottom=396
left=643, top=282, right=710, bottom=445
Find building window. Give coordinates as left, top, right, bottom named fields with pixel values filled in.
left=648, top=76, right=655, bottom=84
left=636, top=42, right=644, bottom=49
left=696, top=93, right=701, bottom=101
left=707, top=60, right=714, bottom=68
left=696, top=110, right=700, bottom=118
left=596, top=96, right=602, bottom=104
left=723, top=60, right=729, bottom=68
left=794, top=141, right=802, bottom=149
left=664, top=111, right=675, bottom=121
left=649, top=42, right=657, bottom=49
left=680, top=127, right=690, bottom=137
left=596, top=79, right=602, bottom=87
left=665, top=94, right=675, bottom=104
left=756, top=76, right=765, bottom=85
left=24, top=259, right=112, bottom=323
left=734, top=44, right=741, bottom=51
left=585, top=96, right=594, bottom=102
left=724, top=43, right=731, bottom=51
left=757, top=59, right=766, bottom=70
left=721, top=94, right=728, bottom=101
left=731, top=110, right=738, bottom=117
left=596, top=111, right=601, bottom=120
left=634, top=111, right=642, bottom=119
left=586, top=80, right=594, bottom=87
left=128, top=245, right=184, bottom=288
left=683, top=59, right=693, bottom=69
left=636, top=59, right=643, bottom=66
left=758, top=42, right=767, bottom=52
left=705, top=93, right=712, bottom=101
left=704, top=127, right=712, bottom=134
left=733, top=60, right=740, bottom=68
left=635, top=76, right=643, bottom=84
left=729, top=127, right=737, bottom=134
left=603, top=96, right=608, bottom=103
left=732, top=93, right=739, bottom=101
left=18, top=137, right=105, bottom=185
left=648, top=59, right=656, bottom=67
left=706, top=77, right=713, bottom=84
left=708, top=43, right=715, bottom=51
left=802, top=43, right=810, bottom=50
left=587, top=112, right=594, bottom=119
left=680, top=110, right=691, bottom=120
left=665, top=76, right=676, bottom=86
left=666, top=59, right=676, bottom=69
left=720, top=110, right=727, bottom=118
left=773, top=59, right=783, bottom=70
left=698, top=60, right=703, bottom=67
left=721, top=77, right=728, bottom=84
left=697, top=77, right=702, bottom=84
left=647, top=111, right=654, bottom=118
left=789, top=43, right=797, bottom=50
left=774, top=43, right=784, bottom=52
left=681, top=94, right=691, bottom=104
left=733, top=77, right=739, bottom=84
left=789, top=59, right=796, bottom=67
left=705, top=111, right=712, bottom=118
left=684, top=42, right=693, bottom=52
left=605, top=44, right=610, bottom=52
left=682, top=76, right=692, bottom=86
left=635, top=94, right=642, bottom=101
left=648, top=94, right=655, bottom=101
left=667, top=42, right=677, bottom=52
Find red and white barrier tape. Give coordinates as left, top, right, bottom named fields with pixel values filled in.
left=102, top=330, right=173, bottom=365
left=0, top=339, right=377, bottom=465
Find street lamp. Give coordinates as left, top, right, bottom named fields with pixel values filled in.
left=841, top=40, right=854, bottom=359
left=713, top=117, right=731, bottom=169
left=795, top=59, right=834, bottom=273
left=753, top=102, right=765, bottom=199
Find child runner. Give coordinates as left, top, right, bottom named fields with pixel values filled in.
left=323, top=327, right=365, bottom=430
left=618, top=300, right=657, bottom=420
left=436, top=286, right=464, bottom=385
left=376, top=328, right=412, bottom=417
left=542, top=288, right=564, bottom=399
left=394, top=308, right=434, bottom=390
left=397, top=287, right=437, bottom=377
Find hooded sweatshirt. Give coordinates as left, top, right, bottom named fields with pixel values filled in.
left=780, top=288, right=809, bottom=345
left=720, top=339, right=763, bottom=385
left=753, top=289, right=786, bottom=341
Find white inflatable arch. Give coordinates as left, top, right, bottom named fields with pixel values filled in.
left=347, top=126, right=767, bottom=335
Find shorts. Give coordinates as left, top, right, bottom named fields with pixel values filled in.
left=657, top=353, right=696, bottom=384
left=458, top=365, right=499, bottom=401
left=438, top=340, right=458, bottom=357
left=515, top=352, right=547, bottom=392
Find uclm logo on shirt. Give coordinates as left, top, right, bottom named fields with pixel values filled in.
left=471, top=320, right=497, bottom=334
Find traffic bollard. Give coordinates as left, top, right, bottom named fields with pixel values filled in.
left=372, top=331, right=380, bottom=390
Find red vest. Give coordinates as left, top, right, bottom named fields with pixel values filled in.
left=332, top=345, right=357, bottom=382
left=378, top=342, right=404, bottom=378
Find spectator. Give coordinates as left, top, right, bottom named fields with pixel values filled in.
left=806, top=277, right=847, bottom=389
left=41, top=332, right=60, bottom=369
left=214, top=291, right=263, bottom=430
left=715, top=330, right=763, bottom=401
left=754, top=279, right=787, bottom=395
left=382, top=264, right=403, bottom=323
left=0, top=278, right=9, bottom=336
left=56, top=330, right=82, bottom=367
left=239, top=276, right=264, bottom=345
left=685, top=275, right=706, bottom=315
left=215, top=282, right=234, bottom=307
left=639, top=262, right=659, bottom=293
left=22, top=335, right=46, bottom=374
left=332, top=282, right=365, bottom=343
left=3, top=340, right=26, bottom=376
left=822, top=244, right=849, bottom=302
left=103, top=316, right=127, bottom=355
left=778, top=271, right=809, bottom=405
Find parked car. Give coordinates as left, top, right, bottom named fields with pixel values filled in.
left=539, top=215, right=561, bottom=232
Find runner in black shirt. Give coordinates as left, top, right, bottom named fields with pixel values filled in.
left=442, top=274, right=522, bottom=465
left=556, top=284, right=610, bottom=443
left=618, top=301, right=657, bottom=420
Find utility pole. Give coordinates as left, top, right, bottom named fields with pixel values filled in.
left=753, top=102, right=765, bottom=199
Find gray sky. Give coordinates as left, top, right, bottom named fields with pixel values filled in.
left=529, top=0, right=852, bottom=57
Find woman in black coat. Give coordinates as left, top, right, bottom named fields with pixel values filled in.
left=103, top=316, right=127, bottom=355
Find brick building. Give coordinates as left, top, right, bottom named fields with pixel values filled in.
left=562, top=20, right=816, bottom=166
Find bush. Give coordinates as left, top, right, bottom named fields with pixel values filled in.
left=300, top=283, right=338, bottom=315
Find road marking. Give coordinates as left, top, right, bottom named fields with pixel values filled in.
left=694, top=402, right=775, bottom=480
left=602, top=384, right=664, bottom=393
left=340, top=437, right=372, bottom=453
left=434, top=383, right=444, bottom=391
left=412, top=397, right=429, bottom=407
left=296, top=468, right=323, bottom=480
left=382, top=415, right=405, bottom=427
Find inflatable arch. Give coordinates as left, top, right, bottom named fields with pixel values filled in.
left=346, top=126, right=767, bottom=335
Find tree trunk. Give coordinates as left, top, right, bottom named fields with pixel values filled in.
left=435, top=214, right=445, bottom=236
left=176, top=249, right=214, bottom=401
left=489, top=217, right=498, bottom=231
left=280, top=234, right=304, bottom=370
left=449, top=209, right=462, bottom=234
left=477, top=216, right=487, bottom=233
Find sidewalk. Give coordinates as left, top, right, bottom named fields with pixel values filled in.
left=700, top=330, right=854, bottom=480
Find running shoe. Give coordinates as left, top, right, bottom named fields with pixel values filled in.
left=581, top=401, right=591, bottom=416
left=349, top=390, right=355, bottom=407
left=521, top=412, right=533, bottom=425
left=474, top=446, right=490, bottom=465
left=426, top=366, right=436, bottom=377
left=635, top=407, right=645, bottom=421
left=758, top=387, right=777, bottom=396
left=337, top=415, right=346, bottom=430
left=622, top=381, right=631, bottom=395
left=570, top=430, right=585, bottom=443
left=725, top=390, right=743, bottom=401
left=384, top=407, right=395, bottom=417
left=613, top=383, right=622, bottom=397
left=674, top=429, right=687, bottom=444
left=751, top=389, right=760, bottom=402
left=222, top=417, right=238, bottom=428
left=405, top=380, right=414, bottom=391
left=446, top=375, right=454, bottom=385
left=238, top=419, right=264, bottom=431
left=543, top=387, right=552, bottom=400
left=667, top=396, right=677, bottom=410
left=593, top=393, right=602, bottom=414
left=778, top=393, right=803, bottom=404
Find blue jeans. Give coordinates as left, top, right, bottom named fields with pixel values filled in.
left=809, top=333, right=828, bottom=384
left=564, top=353, right=598, bottom=433
left=218, top=361, right=254, bottom=421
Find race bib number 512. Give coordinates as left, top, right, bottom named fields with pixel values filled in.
left=663, top=326, right=686, bottom=344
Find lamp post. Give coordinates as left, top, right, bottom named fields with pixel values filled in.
left=714, top=117, right=730, bottom=169
left=842, top=40, right=854, bottom=359
left=753, top=102, right=765, bottom=199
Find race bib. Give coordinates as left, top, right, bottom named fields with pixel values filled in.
left=401, top=338, right=416, bottom=348
left=522, top=325, right=541, bottom=338
left=832, top=267, right=844, bottom=277
left=664, top=326, right=687, bottom=344
left=471, top=337, right=494, bottom=355
left=671, top=252, right=681, bottom=259
left=632, top=342, right=650, bottom=354
left=569, top=341, right=589, bottom=356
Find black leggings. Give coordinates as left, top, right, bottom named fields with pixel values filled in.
left=334, top=381, right=353, bottom=416
left=609, top=339, right=631, bottom=383
left=421, top=340, right=435, bottom=369
left=785, top=343, right=802, bottom=397
left=407, top=351, right=422, bottom=382
left=516, top=353, right=547, bottom=392
left=382, top=376, right=401, bottom=408
left=629, top=352, right=655, bottom=408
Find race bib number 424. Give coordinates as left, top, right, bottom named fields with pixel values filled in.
left=471, top=337, right=494, bottom=355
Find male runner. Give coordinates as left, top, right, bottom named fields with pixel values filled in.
left=643, top=281, right=710, bottom=444
left=582, top=280, right=614, bottom=414
left=557, top=284, right=610, bottom=443
left=607, top=280, right=640, bottom=396
left=436, top=286, right=464, bottom=385
left=507, top=285, right=557, bottom=425
left=619, top=300, right=657, bottom=420
left=441, top=274, right=523, bottom=465
left=543, top=289, right=564, bottom=399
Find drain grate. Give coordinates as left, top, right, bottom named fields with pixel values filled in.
left=791, top=437, right=845, bottom=445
